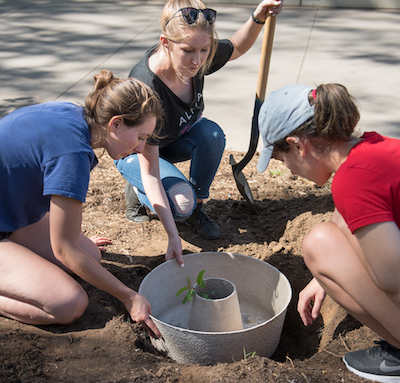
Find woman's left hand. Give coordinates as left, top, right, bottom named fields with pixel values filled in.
left=297, top=278, right=326, bottom=326
left=90, top=235, right=113, bottom=253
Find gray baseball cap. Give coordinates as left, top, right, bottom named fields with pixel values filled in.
left=257, top=84, right=315, bottom=172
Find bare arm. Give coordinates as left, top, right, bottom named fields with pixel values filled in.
left=138, top=144, right=184, bottom=266
left=229, top=0, right=283, bottom=61
left=49, top=195, right=161, bottom=338
left=332, top=209, right=400, bottom=300
left=355, top=221, right=400, bottom=299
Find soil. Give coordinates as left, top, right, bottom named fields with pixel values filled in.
left=0, top=150, right=377, bottom=383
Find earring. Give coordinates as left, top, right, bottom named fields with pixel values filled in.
left=293, top=136, right=300, bottom=144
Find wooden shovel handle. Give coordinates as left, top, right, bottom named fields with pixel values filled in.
left=256, top=16, right=276, bottom=102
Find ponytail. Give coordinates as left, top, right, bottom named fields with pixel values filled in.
left=272, top=83, right=360, bottom=155
left=313, top=83, right=360, bottom=141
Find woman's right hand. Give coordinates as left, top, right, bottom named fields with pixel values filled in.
left=297, top=278, right=326, bottom=326
left=254, top=0, right=283, bottom=20
left=165, top=234, right=184, bottom=266
left=125, top=291, right=162, bottom=338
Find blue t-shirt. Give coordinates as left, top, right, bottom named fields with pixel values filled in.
left=0, top=102, right=97, bottom=232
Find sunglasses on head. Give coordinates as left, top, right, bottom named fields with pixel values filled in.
left=165, top=7, right=217, bottom=27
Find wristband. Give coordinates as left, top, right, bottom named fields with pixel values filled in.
left=251, top=12, right=265, bottom=25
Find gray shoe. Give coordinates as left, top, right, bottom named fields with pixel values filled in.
left=343, top=340, right=400, bottom=382
left=124, top=182, right=149, bottom=223
left=185, top=202, right=221, bottom=240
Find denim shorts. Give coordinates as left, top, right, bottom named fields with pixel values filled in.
left=0, top=232, right=12, bottom=241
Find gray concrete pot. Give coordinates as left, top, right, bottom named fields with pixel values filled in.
left=138, top=252, right=292, bottom=365
left=188, top=277, right=243, bottom=332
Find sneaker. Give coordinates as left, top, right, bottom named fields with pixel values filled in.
left=343, top=340, right=400, bottom=383
left=184, top=202, right=221, bottom=240
left=124, top=182, right=149, bottom=223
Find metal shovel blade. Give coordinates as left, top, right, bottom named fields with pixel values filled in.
left=230, top=16, right=276, bottom=212
left=229, top=99, right=262, bottom=214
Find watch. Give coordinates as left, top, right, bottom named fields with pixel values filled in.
left=251, top=12, right=265, bottom=25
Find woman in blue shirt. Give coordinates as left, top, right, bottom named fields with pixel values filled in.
left=0, top=70, right=163, bottom=338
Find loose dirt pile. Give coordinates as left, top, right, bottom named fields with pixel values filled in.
left=0, top=151, right=377, bottom=382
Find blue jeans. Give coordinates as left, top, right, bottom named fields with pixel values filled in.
left=115, top=118, right=226, bottom=220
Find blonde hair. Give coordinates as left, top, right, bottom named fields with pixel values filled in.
left=84, top=70, right=164, bottom=147
left=159, top=0, right=218, bottom=78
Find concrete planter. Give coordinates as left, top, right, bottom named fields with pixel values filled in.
left=138, top=252, right=292, bottom=365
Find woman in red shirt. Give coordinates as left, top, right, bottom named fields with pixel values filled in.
left=257, top=83, right=400, bottom=382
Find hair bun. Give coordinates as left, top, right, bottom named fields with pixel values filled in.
left=93, top=70, right=115, bottom=91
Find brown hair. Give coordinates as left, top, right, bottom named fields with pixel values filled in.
left=84, top=70, right=164, bottom=147
left=159, top=0, right=218, bottom=78
left=273, top=83, right=360, bottom=154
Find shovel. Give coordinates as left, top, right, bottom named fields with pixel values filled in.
left=229, top=16, right=276, bottom=213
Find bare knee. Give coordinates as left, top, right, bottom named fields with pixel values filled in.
left=168, top=182, right=195, bottom=218
left=302, top=222, right=335, bottom=267
left=53, top=284, right=89, bottom=324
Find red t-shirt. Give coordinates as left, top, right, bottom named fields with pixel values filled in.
left=332, top=132, right=400, bottom=233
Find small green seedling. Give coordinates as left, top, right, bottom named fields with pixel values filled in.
left=243, top=347, right=256, bottom=361
left=176, top=270, right=215, bottom=304
left=268, top=169, right=283, bottom=177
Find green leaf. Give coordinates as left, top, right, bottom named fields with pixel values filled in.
left=177, top=270, right=209, bottom=305
left=197, top=270, right=206, bottom=289
left=181, top=289, right=196, bottom=305
left=176, top=286, right=190, bottom=296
